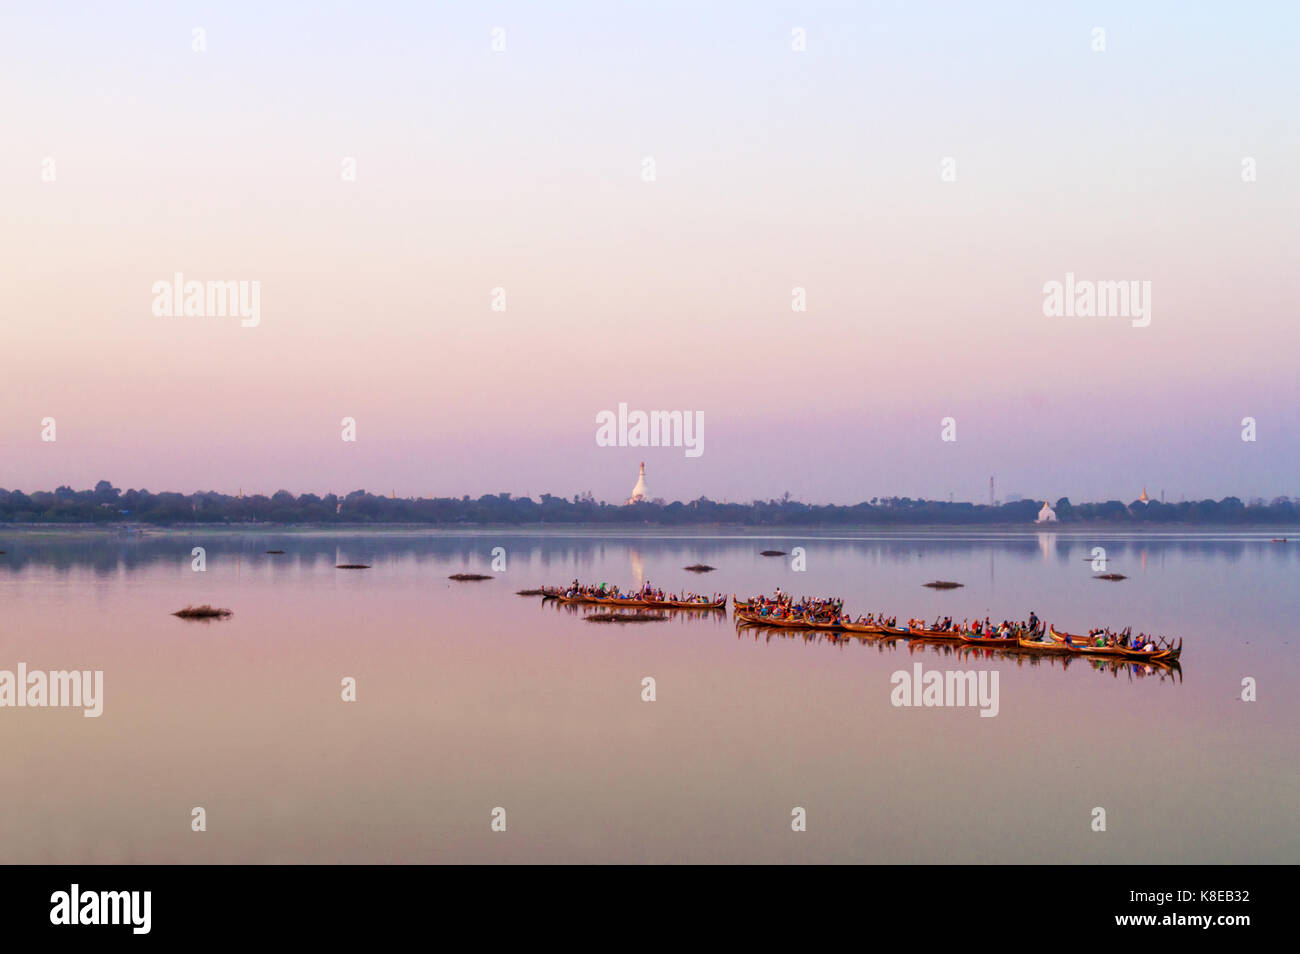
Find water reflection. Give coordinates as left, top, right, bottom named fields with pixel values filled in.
left=0, top=528, right=1293, bottom=863
left=1, top=529, right=1296, bottom=575
left=729, top=619, right=1182, bottom=683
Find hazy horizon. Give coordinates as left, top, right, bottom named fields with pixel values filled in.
left=1, top=475, right=1293, bottom=511
left=4, top=2, right=1297, bottom=503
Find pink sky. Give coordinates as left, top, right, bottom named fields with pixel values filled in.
left=2, top=3, right=1297, bottom=503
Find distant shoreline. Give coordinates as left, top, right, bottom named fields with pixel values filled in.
left=6, top=484, right=1295, bottom=531
left=2, top=522, right=1297, bottom=535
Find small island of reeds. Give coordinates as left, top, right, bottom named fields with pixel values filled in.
left=266, top=549, right=286, bottom=554
left=1094, top=573, right=1128, bottom=581
left=923, top=580, right=964, bottom=589
left=684, top=564, right=715, bottom=572
left=760, top=550, right=786, bottom=556
left=172, top=605, right=233, bottom=620
left=449, top=573, right=492, bottom=581
left=336, top=564, right=371, bottom=569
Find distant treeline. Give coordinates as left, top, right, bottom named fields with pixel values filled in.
left=1, top=482, right=1296, bottom=526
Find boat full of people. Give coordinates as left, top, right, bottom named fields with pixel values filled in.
left=554, top=579, right=725, bottom=610
left=541, top=582, right=1183, bottom=661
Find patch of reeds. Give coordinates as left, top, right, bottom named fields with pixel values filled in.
left=266, top=549, right=286, bottom=554
left=684, top=564, right=715, bottom=572
left=172, top=605, right=233, bottom=619
left=336, top=564, right=371, bottom=569
left=923, top=580, right=964, bottom=589
left=449, top=573, right=492, bottom=581
left=1094, top=573, right=1127, bottom=581
left=760, top=550, right=786, bottom=556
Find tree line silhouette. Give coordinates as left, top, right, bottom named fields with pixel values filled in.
left=0, top=482, right=1295, bottom=526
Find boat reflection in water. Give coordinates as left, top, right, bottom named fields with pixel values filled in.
left=726, top=618, right=1181, bottom=682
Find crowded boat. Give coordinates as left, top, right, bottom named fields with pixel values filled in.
left=536, top=582, right=1181, bottom=660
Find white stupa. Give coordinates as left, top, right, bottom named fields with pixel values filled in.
left=625, top=462, right=649, bottom=505
left=1036, top=500, right=1057, bottom=523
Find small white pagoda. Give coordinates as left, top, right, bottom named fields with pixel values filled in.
left=625, top=462, right=650, bottom=505
left=1036, top=500, right=1057, bottom=523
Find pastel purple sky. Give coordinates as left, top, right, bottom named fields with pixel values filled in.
left=2, top=2, right=1297, bottom=504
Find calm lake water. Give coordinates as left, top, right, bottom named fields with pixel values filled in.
left=1, top=528, right=1296, bottom=864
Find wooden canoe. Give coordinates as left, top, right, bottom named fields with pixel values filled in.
left=1048, top=626, right=1128, bottom=656
left=1049, top=626, right=1181, bottom=660
left=841, top=621, right=906, bottom=635
left=958, top=632, right=1021, bottom=647
left=661, top=597, right=727, bottom=610
left=601, top=596, right=726, bottom=610
left=735, top=610, right=845, bottom=631
left=905, top=627, right=965, bottom=640
left=1113, top=638, right=1182, bottom=661
left=1048, top=625, right=1095, bottom=644
left=1017, top=635, right=1073, bottom=654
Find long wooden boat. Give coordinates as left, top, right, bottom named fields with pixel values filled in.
left=735, top=609, right=845, bottom=631
left=1017, top=634, right=1073, bottom=654
left=658, top=597, right=727, bottom=610
left=958, top=632, right=1021, bottom=647
left=841, top=621, right=906, bottom=636
left=1047, top=625, right=1090, bottom=644
left=1049, top=625, right=1126, bottom=653
left=904, top=626, right=965, bottom=640
left=596, top=596, right=726, bottom=610
left=1112, top=639, right=1182, bottom=661
left=1048, top=626, right=1181, bottom=660
left=559, top=593, right=724, bottom=610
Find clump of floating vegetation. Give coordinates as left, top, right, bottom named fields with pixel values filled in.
left=1094, top=573, right=1128, bottom=581
left=760, top=550, right=786, bottom=556
left=449, top=573, right=492, bottom=581
left=336, top=564, right=371, bottom=569
left=585, top=612, right=668, bottom=623
left=517, top=588, right=547, bottom=596
left=923, top=580, right=964, bottom=589
left=684, top=564, right=716, bottom=572
left=265, top=549, right=286, bottom=554
left=172, top=605, right=233, bottom=620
